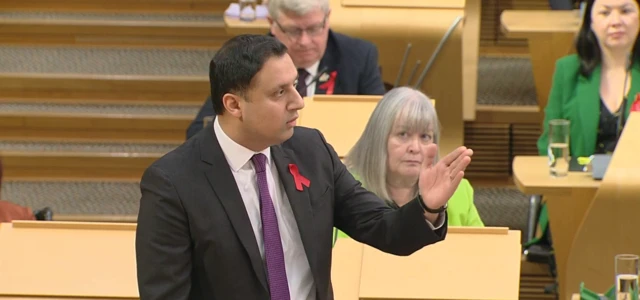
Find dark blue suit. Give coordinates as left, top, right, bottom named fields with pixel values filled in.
left=186, top=30, right=386, bottom=139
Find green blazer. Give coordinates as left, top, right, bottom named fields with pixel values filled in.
left=333, top=176, right=484, bottom=243
left=537, top=54, right=640, bottom=157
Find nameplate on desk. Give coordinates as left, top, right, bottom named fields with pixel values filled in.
left=341, top=0, right=464, bottom=9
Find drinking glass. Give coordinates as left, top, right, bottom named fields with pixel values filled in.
left=548, top=119, right=570, bottom=177
left=616, top=254, right=639, bottom=300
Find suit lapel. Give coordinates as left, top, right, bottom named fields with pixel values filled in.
left=270, top=145, right=320, bottom=279
left=316, top=31, right=340, bottom=95
left=199, top=125, right=268, bottom=292
left=576, top=65, right=601, bottom=156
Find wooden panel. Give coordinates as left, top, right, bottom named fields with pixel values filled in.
left=341, top=0, right=464, bottom=9
left=0, top=112, right=193, bottom=142
left=481, top=0, right=553, bottom=47
left=0, top=20, right=231, bottom=48
left=0, top=73, right=209, bottom=103
left=0, top=0, right=233, bottom=13
left=464, top=120, right=542, bottom=178
left=0, top=221, right=138, bottom=298
left=1, top=151, right=162, bottom=180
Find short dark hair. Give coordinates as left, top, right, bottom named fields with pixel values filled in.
left=209, top=34, right=288, bottom=115
left=576, top=0, right=640, bottom=77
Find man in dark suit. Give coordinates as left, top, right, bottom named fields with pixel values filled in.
left=185, top=0, right=386, bottom=139
left=136, top=34, right=473, bottom=300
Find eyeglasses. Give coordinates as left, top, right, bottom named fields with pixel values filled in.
left=274, top=16, right=327, bottom=40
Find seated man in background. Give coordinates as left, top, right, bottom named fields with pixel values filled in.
left=186, top=0, right=386, bottom=139
left=335, top=87, right=483, bottom=240
left=0, top=158, right=53, bottom=222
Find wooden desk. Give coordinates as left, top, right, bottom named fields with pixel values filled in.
left=359, top=227, right=522, bottom=300
left=331, top=238, right=364, bottom=300
left=513, top=156, right=598, bottom=300
left=223, top=16, right=269, bottom=35
left=501, top=10, right=579, bottom=111
left=564, top=112, right=640, bottom=299
left=514, top=113, right=640, bottom=299
left=0, top=220, right=368, bottom=300
left=0, top=221, right=138, bottom=299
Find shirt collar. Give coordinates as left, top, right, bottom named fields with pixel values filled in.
left=303, top=60, right=321, bottom=80
left=213, top=117, right=271, bottom=172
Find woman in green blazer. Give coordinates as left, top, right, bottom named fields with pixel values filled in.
left=533, top=0, right=640, bottom=246
left=333, top=87, right=484, bottom=243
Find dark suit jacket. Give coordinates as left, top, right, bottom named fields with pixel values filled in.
left=136, top=125, right=447, bottom=300
left=185, top=30, right=386, bottom=139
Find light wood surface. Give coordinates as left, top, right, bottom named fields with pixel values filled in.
left=0, top=111, right=192, bottom=142
left=359, top=227, right=522, bottom=300
left=501, top=9, right=578, bottom=111
left=223, top=16, right=270, bottom=35
left=298, top=95, right=380, bottom=158
left=0, top=150, right=161, bottom=180
left=0, top=222, right=520, bottom=300
left=340, top=0, right=464, bottom=9
left=0, top=18, right=230, bottom=48
left=501, top=10, right=580, bottom=36
left=565, top=112, right=640, bottom=298
left=0, top=0, right=232, bottom=13
left=330, top=238, right=363, bottom=300
left=0, top=73, right=209, bottom=102
left=0, top=221, right=139, bottom=298
left=513, top=155, right=599, bottom=300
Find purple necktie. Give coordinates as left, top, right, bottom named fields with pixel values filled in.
left=251, top=153, right=291, bottom=300
left=296, top=68, right=309, bottom=97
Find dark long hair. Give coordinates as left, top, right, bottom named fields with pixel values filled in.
left=575, top=0, right=640, bottom=77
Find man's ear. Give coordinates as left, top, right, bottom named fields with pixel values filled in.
left=222, top=93, right=243, bottom=118
left=325, top=9, right=331, bottom=27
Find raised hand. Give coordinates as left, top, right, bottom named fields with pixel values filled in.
left=418, top=145, right=473, bottom=212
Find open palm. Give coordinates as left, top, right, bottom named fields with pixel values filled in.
left=418, top=145, right=473, bottom=210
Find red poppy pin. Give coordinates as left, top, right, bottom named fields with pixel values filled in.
left=318, top=71, right=337, bottom=95
left=288, top=164, right=310, bottom=191
left=632, top=93, right=640, bottom=112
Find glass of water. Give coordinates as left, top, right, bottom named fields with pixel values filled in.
left=548, top=119, right=570, bottom=177
left=616, top=254, right=639, bottom=300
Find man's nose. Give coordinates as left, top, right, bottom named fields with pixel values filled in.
left=297, top=31, right=312, bottom=45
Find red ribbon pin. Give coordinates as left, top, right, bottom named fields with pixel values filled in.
left=632, top=93, right=640, bottom=112
left=288, top=164, right=310, bottom=191
left=318, top=71, right=337, bottom=95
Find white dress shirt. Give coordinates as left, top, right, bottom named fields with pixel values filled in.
left=302, top=60, right=320, bottom=97
left=214, top=118, right=316, bottom=300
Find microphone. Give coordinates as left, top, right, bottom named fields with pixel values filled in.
left=305, top=66, right=329, bottom=88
